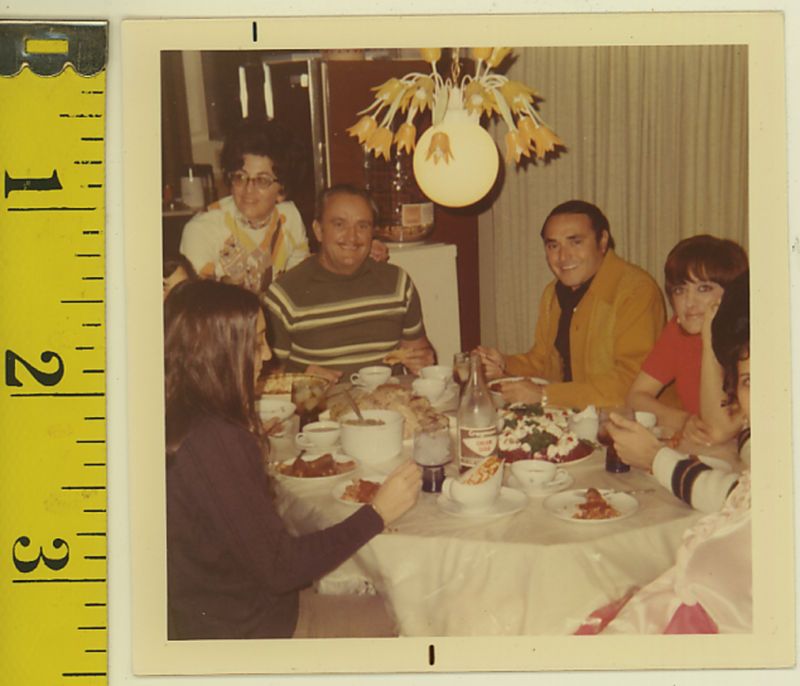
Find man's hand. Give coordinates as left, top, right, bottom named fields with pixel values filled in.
left=606, top=412, right=662, bottom=471
left=369, top=239, right=390, bottom=262
left=476, top=346, right=506, bottom=380
left=305, top=364, right=342, bottom=384
left=398, top=338, right=435, bottom=374
left=498, top=379, right=544, bottom=405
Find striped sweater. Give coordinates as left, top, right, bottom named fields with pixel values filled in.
left=264, top=257, right=425, bottom=375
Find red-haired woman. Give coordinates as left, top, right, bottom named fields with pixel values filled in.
left=164, top=279, right=420, bottom=639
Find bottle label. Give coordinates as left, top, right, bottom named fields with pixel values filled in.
left=401, top=202, right=434, bottom=228
left=459, top=426, right=497, bottom=469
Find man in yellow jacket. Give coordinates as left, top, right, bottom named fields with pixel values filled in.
left=478, top=200, right=665, bottom=409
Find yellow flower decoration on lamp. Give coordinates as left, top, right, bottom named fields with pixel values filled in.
left=504, top=128, right=530, bottom=164
left=365, top=126, right=393, bottom=161
left=346, top=47, right=564, bottom=207
left=346, top=115, right=378, bottom=144
left=395, top=122, right=417, bottom=154
left=470, top=47, right=494, bottom=61
left=464, top=80, right=498, bottom=118
left=425, top=132, right=454, bottom=164
left=420, top=48, right=442, bottom=63
left=400, top=76, right=435, bottom=113
left=486, top=47, right=513, bottom=68
left=499, top=80, right=538, bottom=114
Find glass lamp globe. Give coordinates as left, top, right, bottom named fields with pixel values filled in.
left=412, top=102, right=500, bottom=208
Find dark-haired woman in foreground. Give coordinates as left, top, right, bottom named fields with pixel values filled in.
left=165, top=279, right=420, bottom=639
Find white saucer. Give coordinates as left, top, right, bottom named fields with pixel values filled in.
left=506, top=468, right=573, bottom=496
left=437, top=487, right=528, bottom=518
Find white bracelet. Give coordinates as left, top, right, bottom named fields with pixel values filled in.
left=540, top=386, right=548, bottom=406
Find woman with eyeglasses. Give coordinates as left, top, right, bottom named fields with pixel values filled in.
left=179, top=119, right=311, bottom=294
left=180, top=119, right=388, bottom=296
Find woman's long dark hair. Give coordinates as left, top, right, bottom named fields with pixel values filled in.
left=164, top=280, right=263, bottom=455
left=712, top=270, right=750, bottom=404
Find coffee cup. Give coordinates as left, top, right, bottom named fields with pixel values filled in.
left=412, top=377, right=446, bottom=403
left=350, top=365, right=392, bottom=391
left=295, top=420, right=340, bottom=451
left=635, top=411, right=658, bottom=430
left=420, top=365, right=453, bottom=383
left=441, top=456, right=503, bottom=510
left=511, top=459, right=557, bottom=489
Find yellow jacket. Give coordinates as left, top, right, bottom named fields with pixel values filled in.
left=504, top=250, right=665, bottom=409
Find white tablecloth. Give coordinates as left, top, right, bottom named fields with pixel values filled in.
left=273, top=446, right=703, bottom=637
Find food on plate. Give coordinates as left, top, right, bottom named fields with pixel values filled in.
left=573, top=488, right=621, bottom=520
left=277, top=453, right=355, bottom=478
left=341, top=478, right=381, bottom=504
left=462, top=455, right=502, bottom=485
left=382, top=348, right=414, bottom=366
left=497, top=403, right=595, bottom=463
left=344, top=418, right=386, bottom=427
left=261, top=373, right=331, bottom=415
left=328, top=383, right=446, bottom=438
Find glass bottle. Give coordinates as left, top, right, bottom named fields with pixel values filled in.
left=457, top=352, right=498, bottom=473
left=364, top=148, right=434, bottom=243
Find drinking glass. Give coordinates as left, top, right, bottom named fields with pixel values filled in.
left=453, top=352, right=470, bottom=395
left=413, top=424, right=452, bottom=493
left=598, top=407, right=634, bottom=473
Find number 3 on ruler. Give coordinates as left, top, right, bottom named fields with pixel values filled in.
left=5, top=349, right=64, bottom=387
left=12, top=536, right=70, bottom=573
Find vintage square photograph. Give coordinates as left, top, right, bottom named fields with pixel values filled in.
left=123, top=12, right=793, bottom=676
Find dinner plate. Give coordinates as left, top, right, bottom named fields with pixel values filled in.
left=273, top=452, right=358, bottom=484
left=506, top=467, right=573, bottom=496
left=437, top=487, right=528, bottom=519
left=543, top=489, right=639, bottom=524
left=331, top=474, right=386, bottom=506
left=490, top=375, right=549, bottom=387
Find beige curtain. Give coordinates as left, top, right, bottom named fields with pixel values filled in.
left=479, top=45, right=748, bottom=353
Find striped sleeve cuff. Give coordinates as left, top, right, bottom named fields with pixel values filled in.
left=653, top=448, right=740, bottom=514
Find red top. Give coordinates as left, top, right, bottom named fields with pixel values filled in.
left=640, top=316, right=702, bottom=414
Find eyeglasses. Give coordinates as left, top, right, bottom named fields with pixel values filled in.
left=228, top=171, right=279, bottom=192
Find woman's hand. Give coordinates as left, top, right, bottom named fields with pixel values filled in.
left=499, top=379, right=544, bottom=405
left=476, top=346, right=505, bottom=380
left=701, top=300, right=721, bottom=347
left=606, top=412, right=662, bottom=471
left=369, top=239, right=390, bottom=262
left=370, top=460, right=422, bottom=525
left=681, top=414, right=715, bottom=446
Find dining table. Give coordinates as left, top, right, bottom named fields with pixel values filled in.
left=269, top=402, right=705, bottom=637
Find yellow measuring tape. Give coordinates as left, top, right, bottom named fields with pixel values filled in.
left=0, top=22, right=108, bottom=684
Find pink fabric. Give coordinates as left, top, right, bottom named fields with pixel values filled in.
left=594, top=473, right=751, bottom=635
left=664, top=603, right=718, bottom=634
left=640, top=316, right=702, bottom=414
left=574, top=587, right=639, bottom=635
